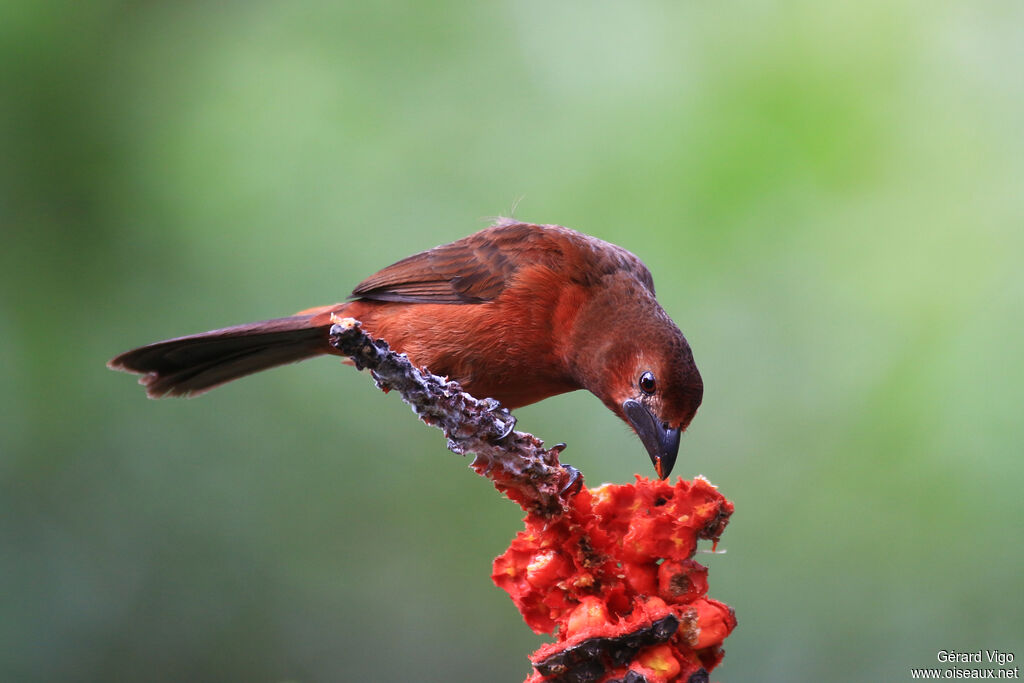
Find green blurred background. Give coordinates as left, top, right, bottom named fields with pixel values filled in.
left=3, top=1, right=1022, bottom=681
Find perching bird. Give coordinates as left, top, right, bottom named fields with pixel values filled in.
left=109, top=221, right=703, bottom=479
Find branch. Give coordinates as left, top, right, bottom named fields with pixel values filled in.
left=328, top=317, right=736, bottom=683
left=328, top=318, right=577, bottom=516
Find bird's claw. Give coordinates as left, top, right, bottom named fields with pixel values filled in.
left=558, top=463, right=583, bottom=497
left=493, top=414, right=517, bottom=441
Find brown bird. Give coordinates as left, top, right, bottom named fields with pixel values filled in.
left=109, top=221, right=703, bottom=478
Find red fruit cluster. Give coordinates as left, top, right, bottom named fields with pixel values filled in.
left=492, top=476, right=736, bottom=683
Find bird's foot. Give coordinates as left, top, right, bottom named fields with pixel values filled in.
left=493, top=414, right=517, bottom=441
left=558, top=463, right=583, bottom=497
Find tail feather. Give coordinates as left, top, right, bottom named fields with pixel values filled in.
left=108, top=314, right=331, bottom=398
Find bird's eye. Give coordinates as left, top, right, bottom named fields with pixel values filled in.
left=639, top=371, right=656, bottom=395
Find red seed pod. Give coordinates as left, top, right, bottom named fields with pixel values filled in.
left=657, top=560, right=709, bottom=604
left=493, top=476, right=736, bottom=682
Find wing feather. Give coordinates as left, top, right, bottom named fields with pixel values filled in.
left=350, top=221, right=655, bottom=304
left=351, top=223, right=548, bottom=304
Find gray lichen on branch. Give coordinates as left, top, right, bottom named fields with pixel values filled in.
left=328, top=318, right=579, bottom=516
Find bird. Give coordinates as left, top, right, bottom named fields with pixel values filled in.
left=109, top=220, right=703, bottom=479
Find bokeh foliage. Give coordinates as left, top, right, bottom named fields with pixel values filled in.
left=2, top=1, right=1022, bottom=681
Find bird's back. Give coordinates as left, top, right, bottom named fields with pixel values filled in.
left=324, top=222, right=658, bottom=407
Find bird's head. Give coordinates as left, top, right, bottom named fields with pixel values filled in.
left=570, top=295, right=703, bottom=479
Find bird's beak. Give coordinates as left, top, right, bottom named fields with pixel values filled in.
left=622, top=399, right=681, bottom=480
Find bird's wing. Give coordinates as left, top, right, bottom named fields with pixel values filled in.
left=351, top=221, right=656, bottom=304
left=351, top=223, right=553, bottom=304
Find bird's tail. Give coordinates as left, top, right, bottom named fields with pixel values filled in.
left=108, top=313, right=336, bottom=398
